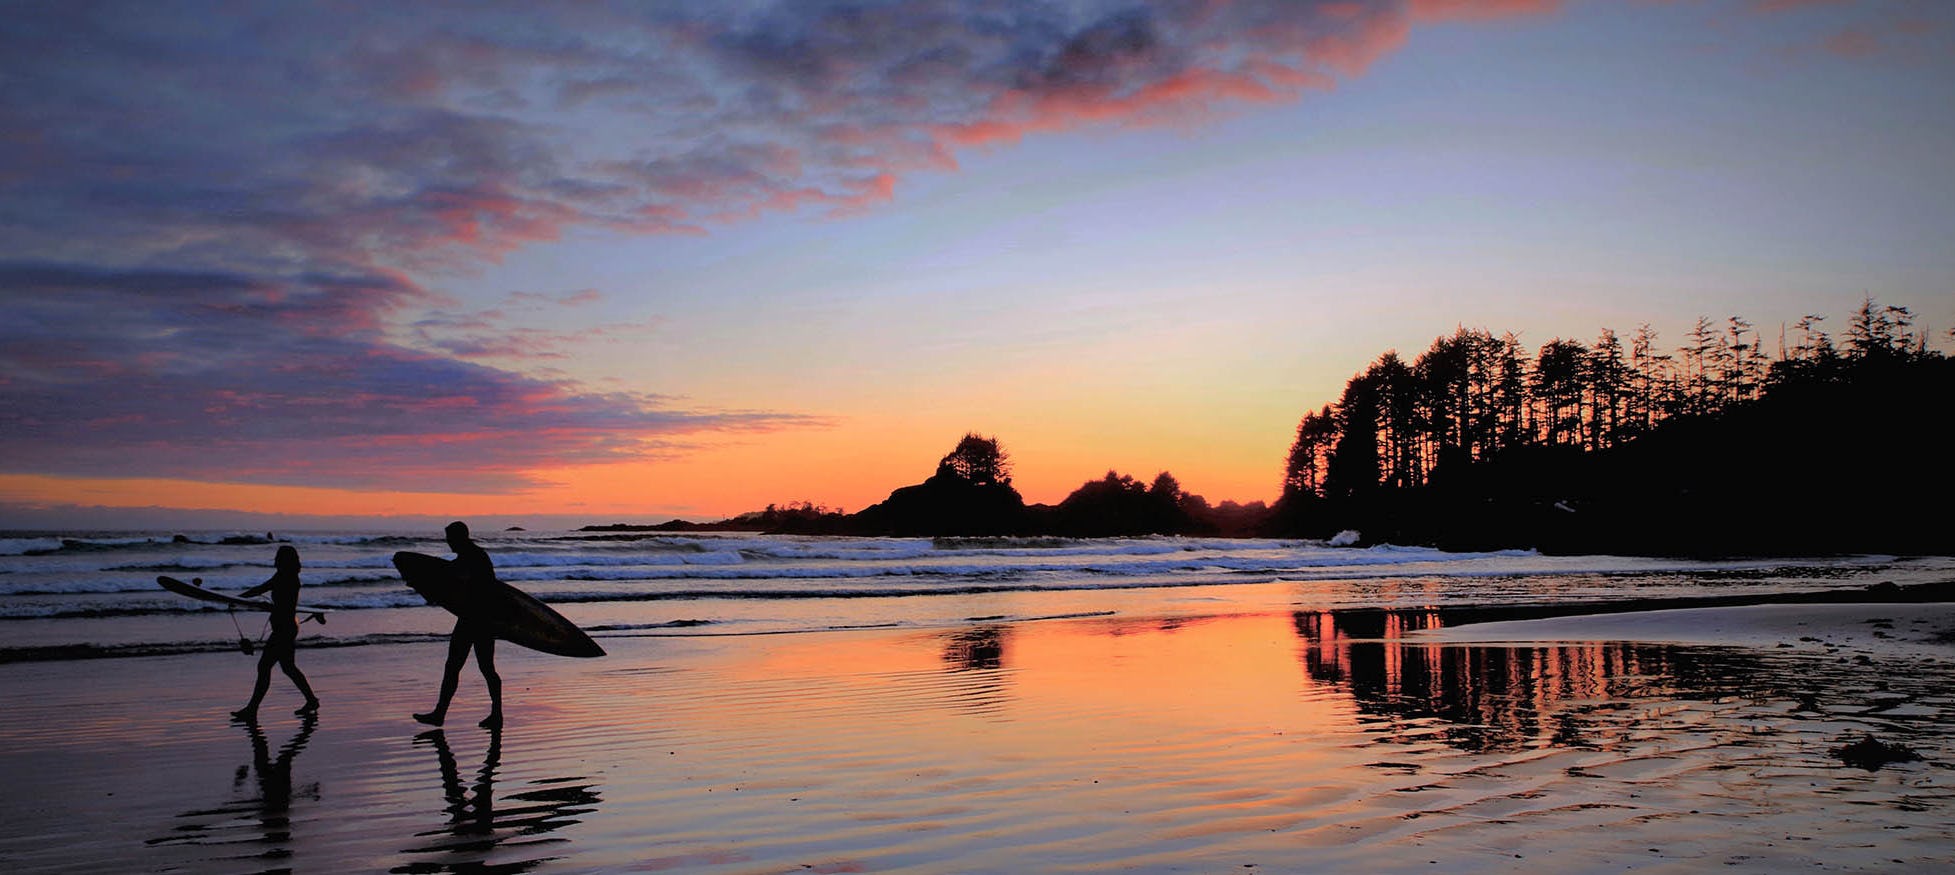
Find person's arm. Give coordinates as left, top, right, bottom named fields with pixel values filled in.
left=240, top=573, right=275, bottom=598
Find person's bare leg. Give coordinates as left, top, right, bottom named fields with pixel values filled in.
left=282, top=655, right=319, bottom=714
left=233, top=648, right=275, bottom=719
left=475, top=637, right=502, bottom=729
left=416, top=627, right=471, bottom=726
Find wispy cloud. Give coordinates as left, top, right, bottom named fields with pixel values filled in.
left=408, top=290, right=665, bottom=364
left=5, top=1, right=1564, bottom=268
left=1747, top=0, right=1851, bottom=13
left=0, top=263, right=809, bottom=491
left=1737, top=0, right=1948, bottom=61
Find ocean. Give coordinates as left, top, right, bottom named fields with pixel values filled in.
left=5, top=529, right=1949, bottom=663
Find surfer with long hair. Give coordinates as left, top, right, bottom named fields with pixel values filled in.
left=415, top=521, right=504, bottom=729
left=233, top=545, right=321, bottom=720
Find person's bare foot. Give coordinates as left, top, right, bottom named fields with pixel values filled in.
left=413, top=711, right=444, bottom=726
left=230, top=707, right=258, bottom=721
left=294, top=700, right=319, bottom=716
left=478, top=712, right=502, bottom=730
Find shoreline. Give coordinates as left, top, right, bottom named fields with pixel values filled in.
left=9, top=576, right=1949, bottom=666
left=1411, top=600, right=1955, bottom=656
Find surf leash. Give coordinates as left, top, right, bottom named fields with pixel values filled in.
left=227, top=606, right=255, bottom=656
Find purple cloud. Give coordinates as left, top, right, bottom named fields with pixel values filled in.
left=4, top=2, right=1496, bottom=269
left=0, top=263, right=808, bottom=491
left=1, top=1, right=1577, bottom=491
left=409, top=291, right=665, bottom=364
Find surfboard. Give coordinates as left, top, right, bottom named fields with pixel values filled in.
left=157, top=576, right=329, bottom=622
left=392, top=551, right=605, bottom=658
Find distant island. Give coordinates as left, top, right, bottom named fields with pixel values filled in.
left=588, top=299, right=1952, bottom=558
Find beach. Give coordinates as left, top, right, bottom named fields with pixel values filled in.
left=5, top=586, right=1953, bottom=873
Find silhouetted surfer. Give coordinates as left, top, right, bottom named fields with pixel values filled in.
left=232, top=545, right=320, bottom=720
left=415, top=521, right=504, bottom=729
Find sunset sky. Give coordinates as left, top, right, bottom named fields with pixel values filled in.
left=3, top=0, right=1951, bottom=530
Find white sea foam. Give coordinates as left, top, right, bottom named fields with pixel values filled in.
left=0, top=538, right=65, bottom=556
left=0, top=531, right=1941, bottom=644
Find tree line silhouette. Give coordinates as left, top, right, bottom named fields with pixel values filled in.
left=1271, top=298, right=1952, bottom=555
left=585, top=299, right=1950, bottom=556
left=1285, top=300, right=1929, bottom=498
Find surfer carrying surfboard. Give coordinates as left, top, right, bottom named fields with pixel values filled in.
left=414, top=522, right=505, bottom=729
left=232, top=545, right=321, bottom=720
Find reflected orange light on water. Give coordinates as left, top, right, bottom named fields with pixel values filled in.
left=656, top=608, right=1687, bottom=761
left=725, top=613, right=1359, bottom=749
left=1291, top=609, right=1667, bottom=752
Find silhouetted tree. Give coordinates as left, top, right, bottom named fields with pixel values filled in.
left=1414, top=328, right=1479, bottom=477
left=1532, top=339, right=1586, bottom=447
left=938, top=432, right=1011, bottom=485
left=1323, top=373, right=1381, bottom=502
left=1585, top=328, right=1627, bottom=451
left=1367, top=352, right=1420, bottom=489
left=731, top=501, right=853, bottom=534
left=1845, top=296, right=1917, bottom=361
left=1283, top=405, right=1339, bottom=499
left=1717, top=315, right=1768, bottom=408
left=1054, top=470, right=1157, bottom=536
left=1680, top=316, right=1722, bottom=414
left=1149, top=471, right=1183, bottom=503
left=1769, top=313, right=1840, bottom=388
left=1491, top=332, right=1530, bottom=453
left=1624, top=323, right=1668, bottom=439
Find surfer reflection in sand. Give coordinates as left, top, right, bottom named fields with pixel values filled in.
left=147, top=712, right=319, bottom=857
left=233, top=545, right=321, bottom=720
left=416, top=521, right=505, bottom=729
left=403, top=726, right=603, bottom=869
left=418, top=728, right=500, bottom=835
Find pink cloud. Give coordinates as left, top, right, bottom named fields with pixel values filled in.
left=0, top=263, right=809, bottom=491
left=1748, top=0, right=1851, bottom=13
left=1822, top=27, right=1883, bottom=57
left=1412, top=0, right=1563, bottom=23
left=6, top=2, right=1592, bottom=273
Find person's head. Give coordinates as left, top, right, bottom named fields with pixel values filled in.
left=445, top=521, right=471, bottom=548
left=274, top=544, right=300, bottom=571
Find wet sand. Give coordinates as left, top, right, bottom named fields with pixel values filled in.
left=3, top=601, right=1953, bottom=873
left=1414, top=601, right=1955, bottom=655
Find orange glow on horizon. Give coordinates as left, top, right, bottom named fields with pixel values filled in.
left=1, top=407, right=1290, bottom=525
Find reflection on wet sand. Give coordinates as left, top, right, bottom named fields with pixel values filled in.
left=394, top=728, right=602, bottom=874
left=942, top=625, right=1007, bottom=672
left=1296, top=608, right=1662, bottom=752
left=939, top=625, right=1014, bottom=716
left=18, top=603, right=1951, bottom=873
left=146, top=713, right=319, bottom=863
left=1291, top=607, right=1948, bottom=760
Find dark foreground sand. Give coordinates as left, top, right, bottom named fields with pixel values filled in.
left=3, top=601, right=1953, bottom=873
